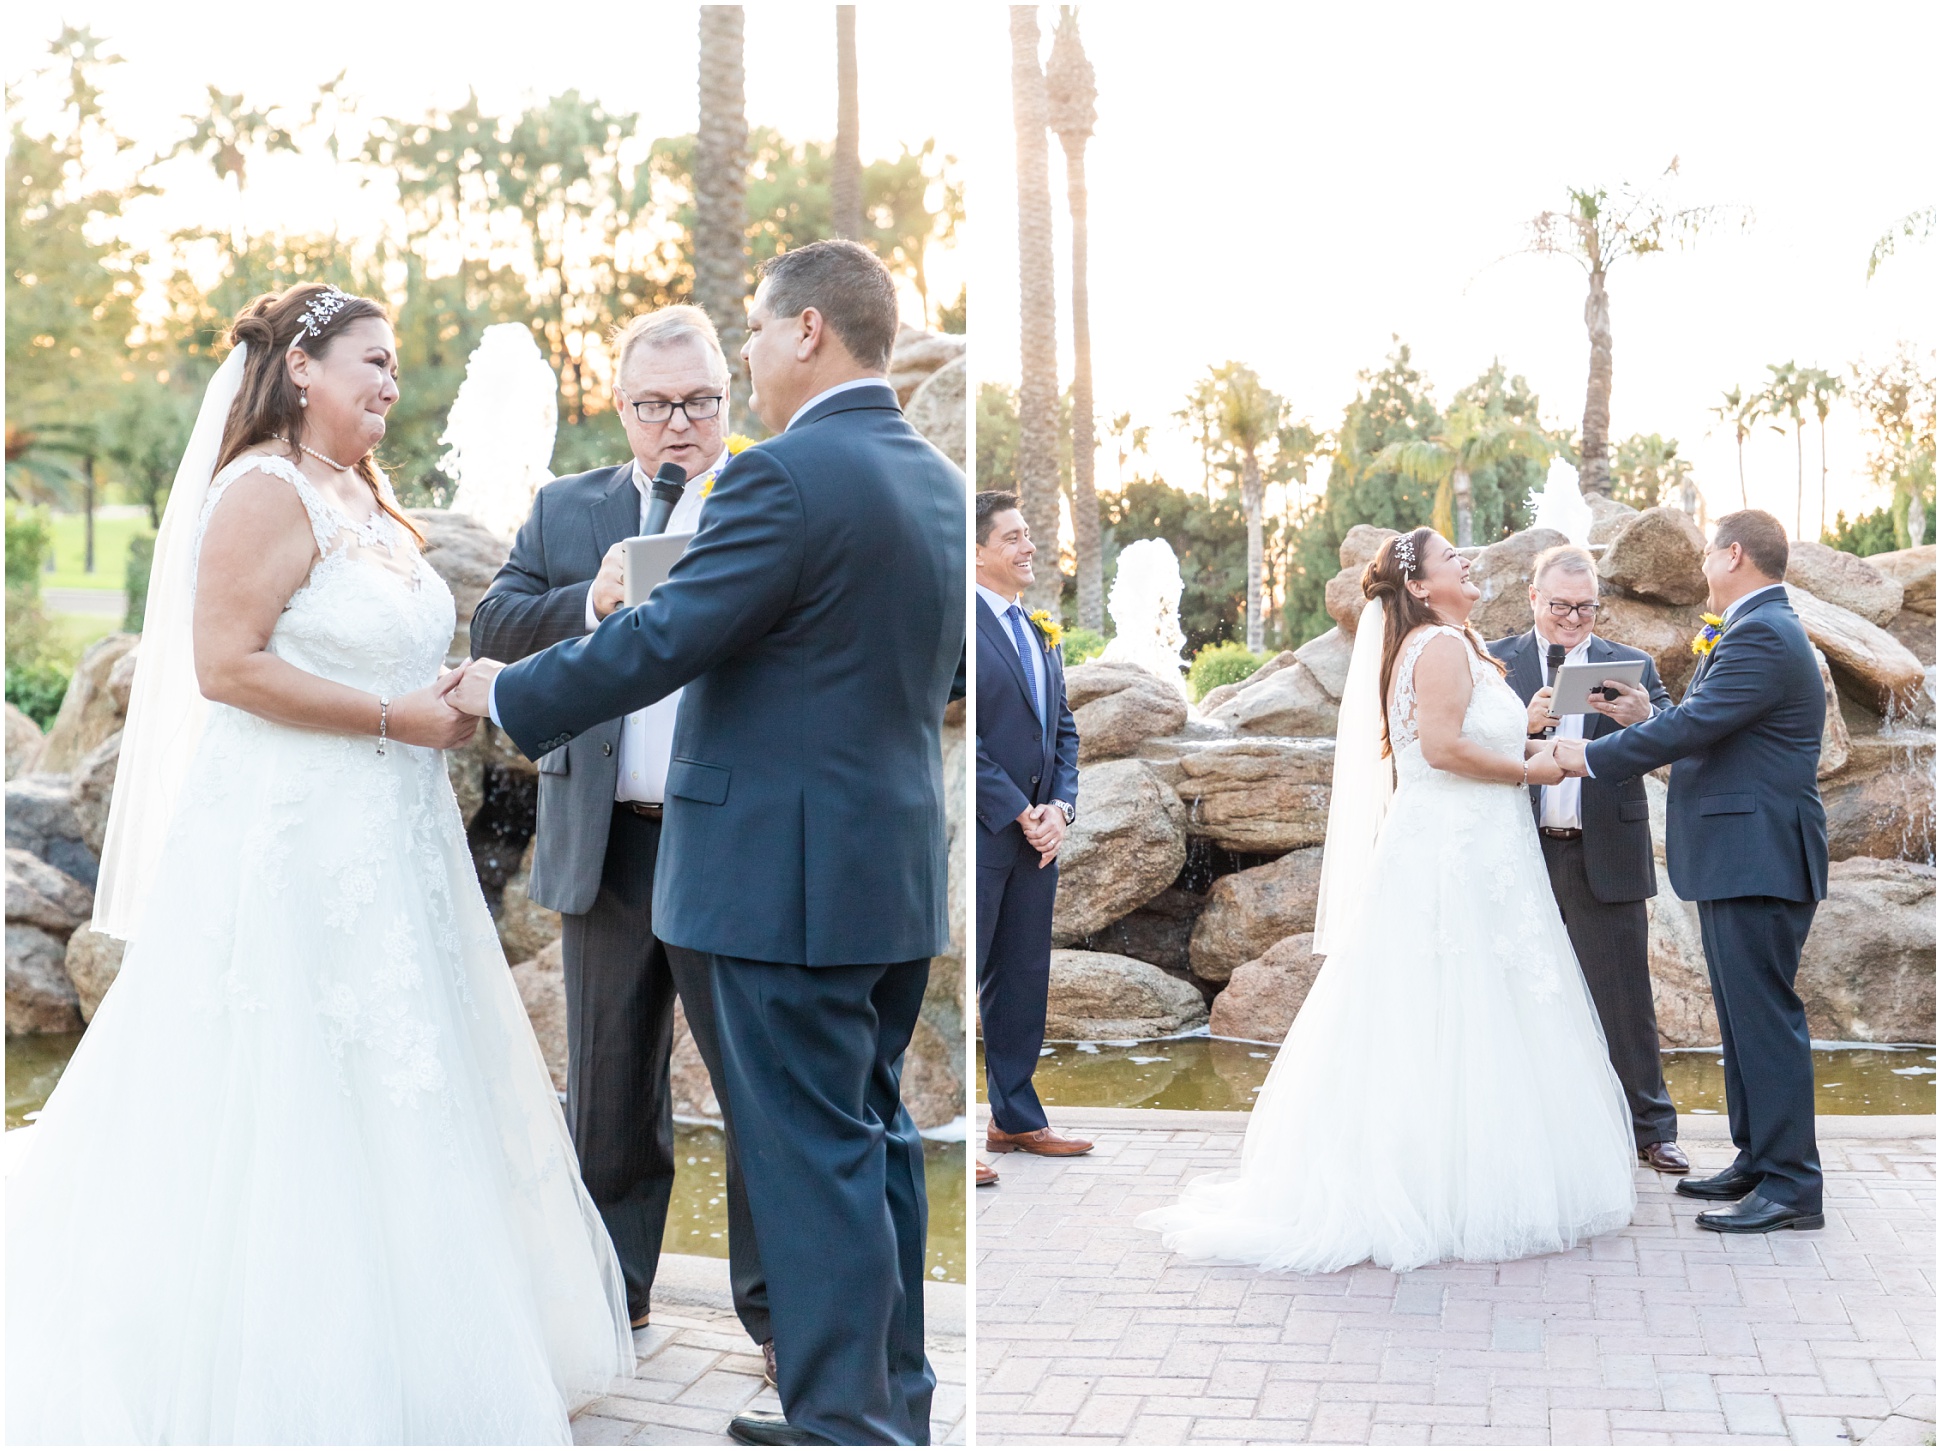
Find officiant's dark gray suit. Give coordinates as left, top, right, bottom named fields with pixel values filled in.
left=471, top=460, right=769, bottom=1346
left=492, top=382, right=965, bottom=1446
left=1489, top=629, right=1677, bottom=1150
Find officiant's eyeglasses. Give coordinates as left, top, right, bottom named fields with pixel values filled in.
left=621, top=392, right=723, bottom=424
left=1543, top=600, right=1599, bottom=620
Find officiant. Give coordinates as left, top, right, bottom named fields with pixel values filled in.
left=469, top=306, right=771, bottom=1369
left=1488, top=544, right=1688, bottom=1176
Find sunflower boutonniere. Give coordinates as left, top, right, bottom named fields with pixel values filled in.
left=699, top=434, right=758, bottom=499
left=1690, top=613, right=1726, bottom=657
left=1027, top=609, right=1063, bottom=652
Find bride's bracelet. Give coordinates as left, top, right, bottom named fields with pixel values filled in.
left=377, top=696, right=390, bottom=757
left=1519, top=757, right=1529, bottom=787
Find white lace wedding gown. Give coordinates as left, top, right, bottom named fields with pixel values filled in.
left=1138, top=625, right=1637, bottom=1272
left=6, top=455, right=631, bottom=1444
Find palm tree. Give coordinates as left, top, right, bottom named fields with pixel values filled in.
left=1760, top=361, right=1809, bottom=538
left=1372, top=403, right=1552, bottom=550
left=695, top=7, right=750, bottom=423
left=1710, top=385, right=1755, bottom=508
left=832, top=7, right=862, bottom=241
left=1205, top=363, right=1284, bottom=651
left=1045, top=7, right=1101, bottom=632
left=1528, top=161, right=1746, bottom=495
left=1803, top=366, right=1846, bottom=541
left=1010, top=5, right=1061, bottom=614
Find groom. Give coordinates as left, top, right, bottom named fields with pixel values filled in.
left=1555, top=510, right=1829, bottom=1234
left=447, top=239, right=965, bottom=1446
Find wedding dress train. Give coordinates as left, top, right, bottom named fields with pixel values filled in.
left=6, top=455, right=631, bottom=1444
left=1138, top=623, right=1637, bottom=1272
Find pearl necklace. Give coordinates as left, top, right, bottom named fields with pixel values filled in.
left=298, top=441, right=353, bottom=472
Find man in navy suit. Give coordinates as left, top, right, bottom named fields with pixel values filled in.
left=1555, top=510, right=1829, bottom=1235
left=1489, top=544, right=1687, bottom=1176
left=447, top=240, right=966, bottom=1446
left=974, top=493, right=1090, bottom=1177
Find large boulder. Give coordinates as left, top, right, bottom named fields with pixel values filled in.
left=669, top=996, right=720, bottom=1119
left=63, top=925, right=126, bottom=1022
left=1208, top=932, right=1322, bottom=1042
left=1645, top=889, right=1717, bottom=1047
left=1043, top=949, right=1208, bottom=1040
left=1469, top=527, right=1570, bottom=640
left=1812, top=649, right=1851, bottom=780
left=1595, top=594, right=1706, bottom=700
left=70, top=730, right=120, bottom=858
left=1584, top=493, right=1639, bottom=545
left=1174, top=739, right=1334, bottom=853
left=1797, top=858, right=1935, bottom=1042
left=1051, top=759, right=1189, bottom=944
left=1819, top=732, right=1936, bottom=862
left=1203, top=630, right=1351, bottom=719
left=5, top=773, right=97, bottom=888
left=1338, top=524, right=1398, bottom=572
left=1597, top=507, right=1708, bottom=606
left=1294, top=627, right=1354, bottom=700
left=445, top=721, right=539, bottom=832
left=904, top=354, right=966, bottom=470
left=35, top=632, right=138, bottom=775
left=406, top=510, right=510, bottom=666
left=6, top=847, right=92, bottom=934
left=886, top=328, right=966, bottom=405
left=1325, top=567, right=1367, bottom=634
left=900, top=1011, right=963, bottom=1130
left=1785, top=585, right=1927, bottom=715
left=1786, top=541, right=1905, bottom=626
left=1065, top=661, right=1188, bottom=764
left=509, top=939, right=568, bottom=1092
left=7, top=703, right=43, bottom=780
left=1869, top=546, right=1935, bottom=615
left=1188, top=846, right=1326, bottom=982
left=1884, top=609, right=1935, bottom=668
left=496, top=838, right=562, bottom=966
left=1198, top=650, right=1295, bottom=715
left=7, top=923, right=82, bottom=1036
left=1210, top=660, right=1337, bottom=739
left=1079, top=886, right=1203, bottom=975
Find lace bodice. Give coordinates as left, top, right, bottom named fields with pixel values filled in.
left=1387, top=624, right=1528, bottom=784
left=194, top=452, right=454, bottom=699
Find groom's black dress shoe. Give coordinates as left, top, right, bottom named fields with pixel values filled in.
left=1694, top=1193, right=1825, bottom=1234
left=1675, top=1165, right=1761, bottom=1200
left=727, top=1410, right=829, bottom=1446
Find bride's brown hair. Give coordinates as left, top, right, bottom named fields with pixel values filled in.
left=1361, top=527, right=1503, bottom=756
left=215, top=282, right=423, bottom=545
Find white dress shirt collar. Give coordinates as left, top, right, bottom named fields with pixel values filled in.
left=786, top=376, right=891, bottom=431
left=630, top=447, right=731, bottom=495
left=975, top=582, right=1022, bottom=618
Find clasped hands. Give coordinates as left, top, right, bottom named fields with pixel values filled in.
left=1016, top=803, right=1067, bottom=868
left=435, top=658, right=506, bottom=721
left=1525, top=738, right=1591, bottom=784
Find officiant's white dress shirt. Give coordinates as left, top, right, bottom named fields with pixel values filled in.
left=1536, top=629, right=1591, bottom=830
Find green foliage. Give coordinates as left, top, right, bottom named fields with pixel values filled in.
left=99, top=376, right=194, bottom=527
left=1609, top=432, right=1690, bottom=510
left=5, top=662, right=68, bottom=730
left=1187, top=640, right=1268, bottom=701
left=6, top=503, right=52, bottom=588
left=977, top=383, right=1022, bottom=493
left=1101, top=478, right=1257, bottom=654
left=1851, top=346, right=1937, bottom=550
left=937, top=285, right=966, bottom=335
left=1823, top=508, right=1903, bottom=557
left=123, top=533, right=154, bottom=631
left=1060, top=627, right=1106, bottom=666
left=547, top=412, right=632, bottom=482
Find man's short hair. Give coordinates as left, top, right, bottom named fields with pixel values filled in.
left=612, top=304, right=729, bottom=383
left=758, top=240, right=899, bottom=370
left=977, top=490, right=1020, bottom=546
left=1532, top=544, right=1597, bottom=591
left=1711, top=509, right=1789, bottom=579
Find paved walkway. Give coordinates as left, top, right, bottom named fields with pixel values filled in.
left=976, top=1108, right=1934, bottom=1446
left=573, top=1255, right=965, bottom=1445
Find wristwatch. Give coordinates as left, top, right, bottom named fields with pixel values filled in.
left=1050, top=799, right=1075, bottom=826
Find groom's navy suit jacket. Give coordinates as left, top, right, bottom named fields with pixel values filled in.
left=974, top=600, right=1079, bottom=867
left=1584, top=585, right=1828, bottom=904
left=1487, top=630, right=1671, bottom=904
left=493, top=383, right=967, bottom=966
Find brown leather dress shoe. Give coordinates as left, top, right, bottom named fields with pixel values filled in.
left=986, top=1125, right=1094, bottom=1156
left=761, top=1338, right=776, bottom=1388
left=976, top=1160, right=999, bottom=1186
left=1639, top=1141, right=1690, bottom=1174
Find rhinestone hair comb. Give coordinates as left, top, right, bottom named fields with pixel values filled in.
left=293, top=286, right=352, bottom=344
left=1394, top=534, right=1418, bottom=577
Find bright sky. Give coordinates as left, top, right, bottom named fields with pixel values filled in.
left=971, top=2, right=1940, bottom=534
left=6, top=3, right=967, bottom=331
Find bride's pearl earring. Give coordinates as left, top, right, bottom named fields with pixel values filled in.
left=298, top=388, right=309, bottom=408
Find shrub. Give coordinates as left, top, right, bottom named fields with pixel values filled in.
left=1823, top=507, right=1902, bottom=558
left=1061, top=627, right=1106, bottom=666
left=6, top=662, right=68, bottom=730
left=1187, top=640, right=1268, bottom=702
left=6, top=503, right=52, bottom=590
left=124, top=535, right=155, bottom=632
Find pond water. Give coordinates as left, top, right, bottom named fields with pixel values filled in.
left=7, top=1034, right=965, bottom=1284
left=976, top=1036, right=1937, bottom=1117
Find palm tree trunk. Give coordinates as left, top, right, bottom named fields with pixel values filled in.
left=1451, top=465, right=1475, bottom=548
left=1579, top=266, right=1613, bottom=495
left=832, top=7, right=862, bottom=241
left=1242, top=450, right=1264, bottom=651
left=1061, top=133, right=1102, bottom=632
left=1794, top=421, right=1804, bottom=538
left=1736, top=430, right=1748, bottom=507
left=83, top=454, right=96, bottom=575
left=695, top=6, right=750, bottom=426
left=1818, top=416, right=1829, bottom=542
left=1010, top=5, right=1061, bottom=616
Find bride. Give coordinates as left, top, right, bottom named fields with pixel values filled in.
left=6, top=283, right=631, bottom=1443
left=1138, top=528, right=1637, bottom=1272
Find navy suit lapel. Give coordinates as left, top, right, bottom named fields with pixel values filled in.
left=978, top=600, right=1038, bottom=719
left=590, top=463, right=639, bottom=564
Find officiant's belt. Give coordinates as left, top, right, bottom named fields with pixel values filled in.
left=1538, top=827, right=1583, bottom=840
left=619, top=801, right=664, bottom=820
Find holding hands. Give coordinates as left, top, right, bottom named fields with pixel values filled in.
left=1550, top=738, right=1590, bottom=778
left=438, top=658, right=506, bottom=720
left=1523, top=744, right=1568, bottom=787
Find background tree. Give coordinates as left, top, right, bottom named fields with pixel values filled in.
left=695, top=5, right=750, bottom=422
left=171, top=84, right=297, bottom=253
left=1759, top=360, right=1809, bottom=537
left=1710, top=384, right=1755, bottom=507
left=832, top=6, right=862, bottom=241
left=1866, top=205, right=1935, bottom=280
left=1009, top=4, right=1062, bottom=613
left=1371, top=399, right=1551, bottom=547
left=1607, top=432, right=1685, bottom=510
left=1850, top=345, right=1937, bottom=548
left=1527, top=160, right=1745, bottom=495
left=1803, top=365, right=1846, bottom=540
left=1204, top=362, right=1284, bottom=650
left=1101, top=478, right=1254, bottom=653
left=1046, top=5, right=1101, bottom=631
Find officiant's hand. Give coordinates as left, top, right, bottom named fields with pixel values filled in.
left=591, top=542, right=628, bottom=621
left=1588, top=679, right=1652, bottom=726
left=439, top=658, right=504, bottom=719
left=1550, top=738, right=1590, bottom=778
left=1525, top=686, right=1559, bottom=735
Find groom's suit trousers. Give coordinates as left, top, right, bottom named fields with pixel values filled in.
left=976, top=838, right=1057, bottom=1135
left=709, top=956, right=935, bottom=1447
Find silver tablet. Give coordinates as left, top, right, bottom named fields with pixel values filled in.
left=621, top=531, right=696, bottom=608
left=1549, top=658, right=1647, bottom=715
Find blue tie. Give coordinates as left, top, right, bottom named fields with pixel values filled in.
left=1006, top=604, right=1042, bottom=721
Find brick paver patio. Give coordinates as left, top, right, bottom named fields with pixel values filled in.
left=573, top=1255, right=965, bottom=1445
left=976, top=1107, right=1933, bottom=1446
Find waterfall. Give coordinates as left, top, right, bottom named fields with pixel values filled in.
left=1099, top=537, right=1189, bottom=696
left=1530, top=457, right=1592, bottom=544
left=441, top=324, right=559, bottom=540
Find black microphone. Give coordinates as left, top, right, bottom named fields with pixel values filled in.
left=1543, top=641, right=1568, bottom=739
left=641, top=461, right=689, bottom=536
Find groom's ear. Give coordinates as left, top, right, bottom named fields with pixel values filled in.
left=794, top=306, right=825, bottom=362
